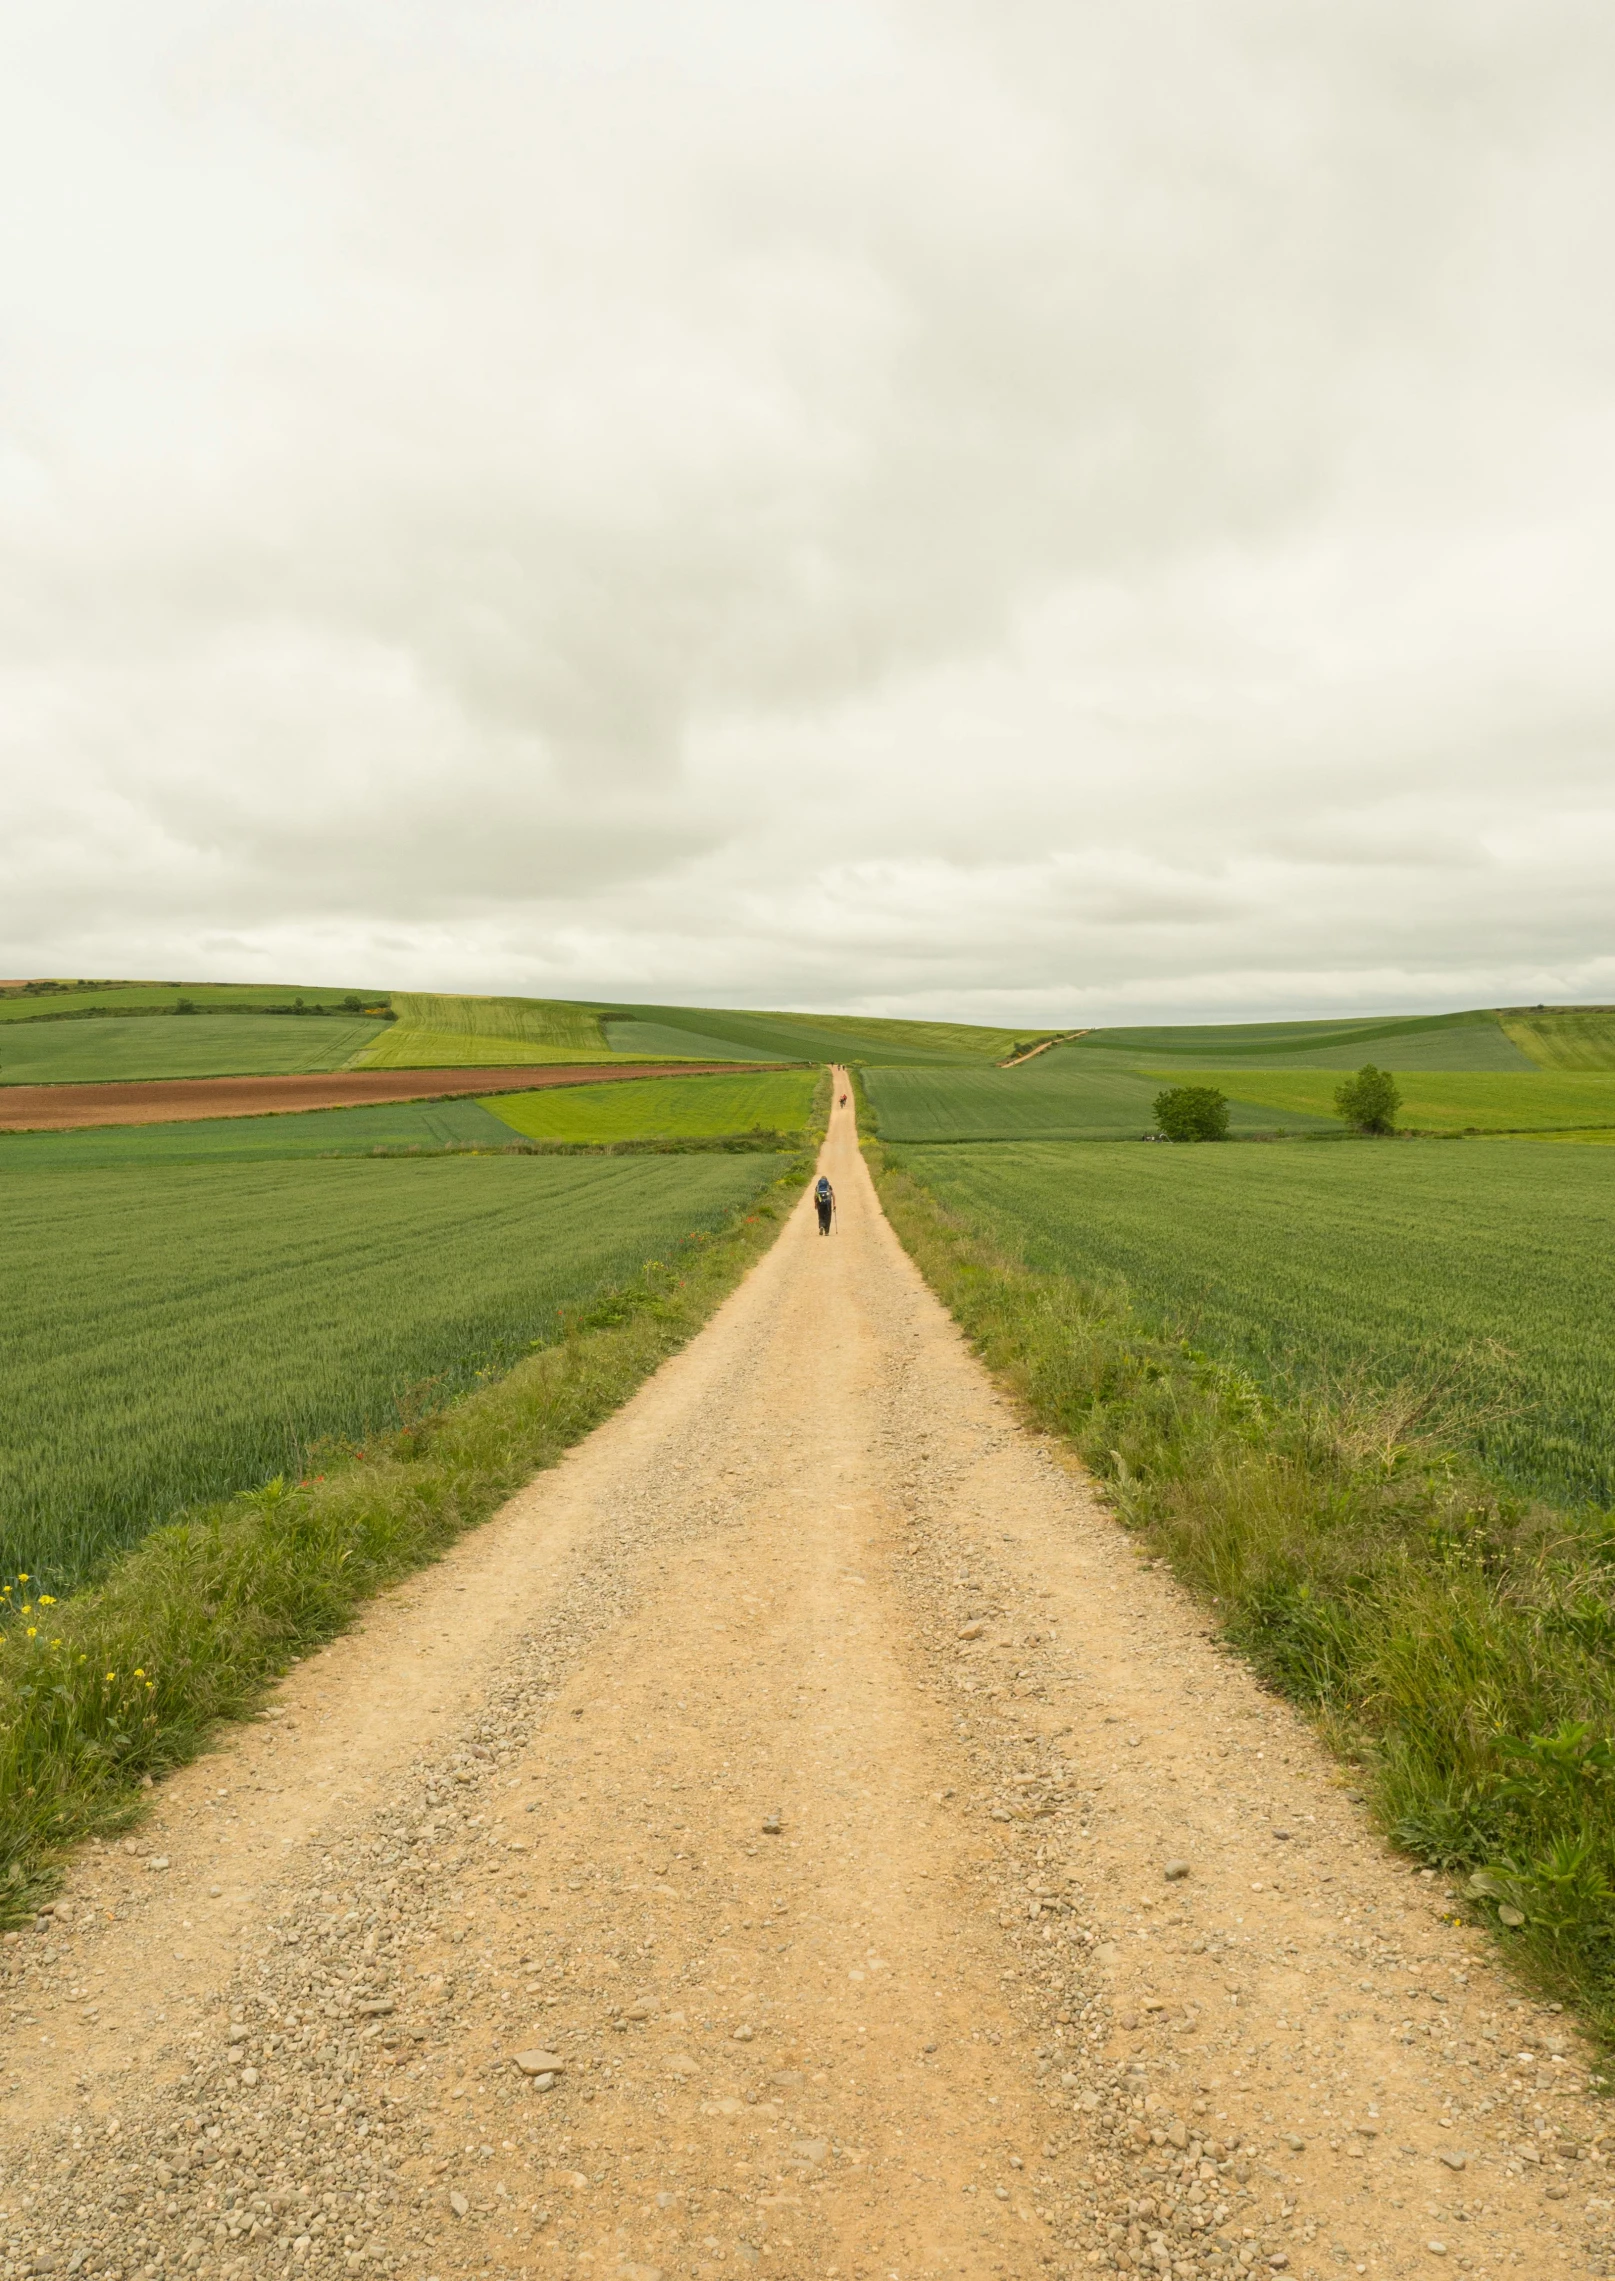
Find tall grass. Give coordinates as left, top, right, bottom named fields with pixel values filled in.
left=0, top=1153, right=815, bottom=1915
left=872, top=1140, right=1615, bottom=2052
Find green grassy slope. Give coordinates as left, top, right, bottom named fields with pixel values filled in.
left=864, top=1054, right=1338, bottom=1140
left=595, top=1000, right=1026, bottom=1065
left=600, top=1019, right=792, bottom=1064
left=1164, top=1067, right=1615, bottom=1132
left=0, top=1098, right=519, bottom=1167
left=0, top=1151, right=787, bottom=1589
left=1076, top=1009, right=1533, bottom=1071
left=894, top=1137, right=1615, bottom=1505
left=0, top=1015, right=382, bottom=1085
left=0, top=982, right=385, bottom=1023
left=482, top=1068, right=820, bottom=1143
left=1501, top=1007, right=1615, bottom=1069
left=357, top=993, right=620, bottom=1068
left=356, top=1027, right=624, bottom=1069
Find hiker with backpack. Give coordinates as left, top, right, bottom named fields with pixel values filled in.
left=814, top=1174, right=836, bottom=1235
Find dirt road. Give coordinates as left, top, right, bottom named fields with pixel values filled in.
left=1, top=1086, right=1603, bottom=2281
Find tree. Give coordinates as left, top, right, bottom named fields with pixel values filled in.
left=1334, top=1063, right=1401, bottom=1134
left=1153, top=1084, right=1229, bottom=1142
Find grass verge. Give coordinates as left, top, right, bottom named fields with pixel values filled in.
left=0, top=1147, right=818, bottom=1916
left=870, top=1130, right=1615, bottom=2057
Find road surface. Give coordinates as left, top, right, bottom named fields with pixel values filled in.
left=0, top=1085, right=1599, bottom=2280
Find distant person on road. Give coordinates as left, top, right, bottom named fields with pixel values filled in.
left=814, top=1174, right=835, bottom=1235
left=839, top=1092, right=848, bottom=1107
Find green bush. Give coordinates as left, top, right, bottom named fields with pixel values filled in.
left=1335, top=1063, right=1401, bottom=1133
left=1152, top=1084, right=1229, bottom=1141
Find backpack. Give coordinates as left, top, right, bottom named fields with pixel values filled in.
left=815, top=1176, right=831, bottom=1199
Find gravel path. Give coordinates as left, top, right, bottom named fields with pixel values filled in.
left=0, top=1086, right=1603, bottom=2281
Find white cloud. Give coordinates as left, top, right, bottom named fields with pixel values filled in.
left=1, top=0, right=1613, bottom=1019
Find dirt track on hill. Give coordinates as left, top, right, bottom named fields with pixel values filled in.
left=0, top=1064, right=750, bottom=1132
left=1, top=1084, right=1603, bottom=2281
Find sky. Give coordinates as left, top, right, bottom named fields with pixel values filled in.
left=2, top=0, right=1613, bottom=1025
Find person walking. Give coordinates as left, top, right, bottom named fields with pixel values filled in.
left=814, top=1173, right=836, bottom=1235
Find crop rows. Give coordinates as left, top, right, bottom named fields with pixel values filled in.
left=0, top=1151, right=784, bottom=1589
left=863, top=1055, right=1337, bottom=1141
left=481, top=1067, right=819, bottom=1143
left=0, top=1096, right=518, bottom=1167
left=0, top=1014, right=382, bottom=1086
left=1153, top=1065, right=1615, bottom=1132
left=1078, top=1008, right=1535, bottom=1070
left=895, top=1136, right=1615, bottom=1504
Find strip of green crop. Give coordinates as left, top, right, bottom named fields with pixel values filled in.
left=867, top=1123, right=1615, bottom=2052
left=481, top=1067, right=822, bottom=1143
left=355, top=1026, right=624, bottom=1069
left=0, top=1014, right=384, bottom=1085
left=0, top=1144, right=820, bottom=1917
left=1501, top=1008, right=1615, bottom=1070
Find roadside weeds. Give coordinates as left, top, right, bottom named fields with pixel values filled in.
left=867, top=1124, right=1615, bottom=2060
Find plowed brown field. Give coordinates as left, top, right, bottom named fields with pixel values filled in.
left=0, top=1064, right=755, bottom=1132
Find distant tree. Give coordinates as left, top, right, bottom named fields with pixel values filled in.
left=1153, top=1085, right=1229, bottom=1142
left=1334, top=1064, right=1401, bottom=1134
left=340, top=993, right=365, bottom=1013
left=174, top=997, right=197, bottom=1015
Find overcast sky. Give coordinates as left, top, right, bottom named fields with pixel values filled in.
left=3, top=0, right=1613, bottom=1023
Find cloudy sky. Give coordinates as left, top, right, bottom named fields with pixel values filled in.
left=3, top=0, right=1613, bottom=1023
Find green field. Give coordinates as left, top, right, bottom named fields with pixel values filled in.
left=356, top=992, right=1031, bottom=1070
left=0, top=1013, right=382, bottom=1085
left=356, top=991, right=620, bottom=1068
left=600, top=1019, right=792, bottom=1063
left=0, top=1152, right=786, bottom=1590
left=863, top=1053, right=1339, bottom=1141
left=356, top=1026, right=622, bottom=1069
left=1158, top=1066, right=1615, bottom=1133
left=483, top=1068, right=820, bottom=1143
left=594, top=1000, right=1029, bottom=1066
left=892, top=1138, right=1615, bottom=1505
left=1075, top=1008, right=1536, bottom=1070
left=0, top=981, right=386, bottom=1024
left=1500, top=1007, right=1615, bottom=1069
left=0, top=1097, right=520, bottom=1167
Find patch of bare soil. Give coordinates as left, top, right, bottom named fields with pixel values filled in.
left=0, top=1065, right=750, bottom=1132
left=0, top=1088, right=1601, bottom=2281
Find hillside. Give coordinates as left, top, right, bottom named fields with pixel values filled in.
left=5, top=980, right=1615, bottom=1085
